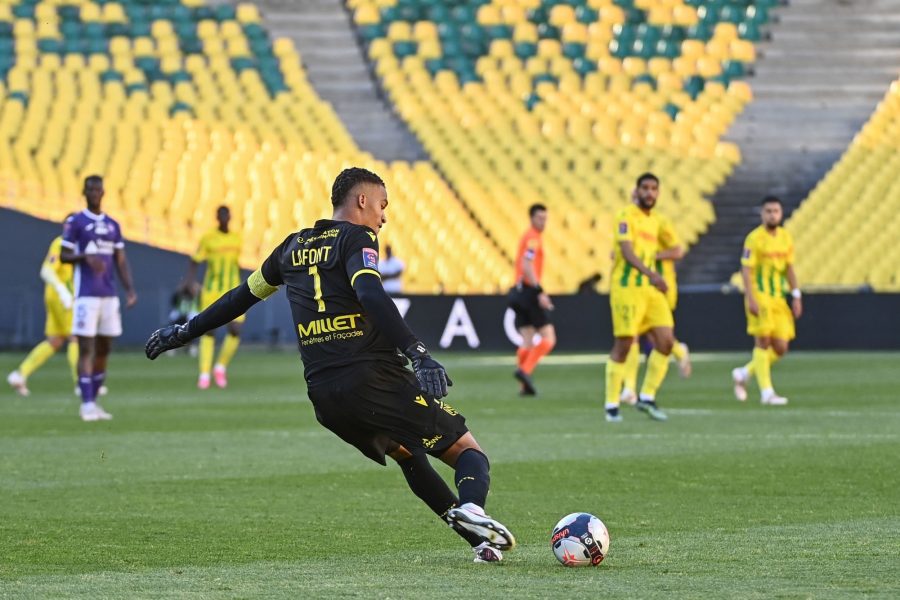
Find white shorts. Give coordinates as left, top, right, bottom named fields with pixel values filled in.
left=72, top=296, right=122, bottom=337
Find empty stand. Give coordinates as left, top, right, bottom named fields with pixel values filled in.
left=0, top=0, right=509, bottom=293
left=786, top=79, right=900, bottom=292
left=350, top=0, right=772, bottom=292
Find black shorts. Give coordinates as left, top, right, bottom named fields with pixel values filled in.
left=306, top=361, right=469, bottom=465
left=509, top=285, right=551, bottom=329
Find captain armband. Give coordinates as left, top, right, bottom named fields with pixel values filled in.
left=248, top=269, right=279, bottom=300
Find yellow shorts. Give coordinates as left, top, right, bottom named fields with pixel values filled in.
left=746, top=295, right=795, bottom=341
left=45, top=295, right=72, bottom=337
left=201, top=288, right=246, bottom=324
left=611, top=286, right=674, bottom=338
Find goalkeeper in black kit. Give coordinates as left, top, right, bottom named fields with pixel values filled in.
left=146, top=168, right=515, bottom=563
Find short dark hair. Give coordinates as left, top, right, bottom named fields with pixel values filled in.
left=636, top=172, right=658, bottom=187
left=529, top=203, right=547, bottom=217
left=331, top=167, right=385, bottom=207
left=84, top=174, right=103, bottom=186
left=761, top=195, right=782, bottom=206
left=217, top=205, right=230, bottom=214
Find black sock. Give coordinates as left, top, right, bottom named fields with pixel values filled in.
left=398, top=454, right=482, bottom=547
left=454, top=448, right=491, bottom=508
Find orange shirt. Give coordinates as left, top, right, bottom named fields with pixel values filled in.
left=514, top=227, right=543, bottom=285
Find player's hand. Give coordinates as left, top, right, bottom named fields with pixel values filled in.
left=747, top=296, right=759, bottom=316
left=404, top=342, right=453, bottom=399
left=538, top=292, right=554, bottom=311
left=649, top=272, right=668, bottom=293
left=56, top=285, right=73, bottom=309
left=145, top=324, right=192, bottom=360
left=792, top=297, right=803, bottom=319
left=125, top=290, right=138, bottom=308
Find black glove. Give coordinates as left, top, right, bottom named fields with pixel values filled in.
left=145, top=324, right=192, bottom=360
left=404, top=342, right=453, bottom=399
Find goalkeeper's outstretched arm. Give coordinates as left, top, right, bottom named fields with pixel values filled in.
left=146, top=274, right=274, bottom=359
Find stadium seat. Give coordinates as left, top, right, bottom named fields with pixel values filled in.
left=348, top=0, right=770, bottom=291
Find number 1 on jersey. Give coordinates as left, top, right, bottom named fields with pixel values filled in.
left=309, top=265, right=325, bottom=312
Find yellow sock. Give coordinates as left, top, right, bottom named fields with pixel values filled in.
left=605, top=359, right=626, bottom=408
left=215, top=334, right=241, bottom=368
left=671, top=340, right=686, bottom=361
left=639, top=350, right=671, bottom=399
left=19, top=341, right=57, bottom=379
left=745, top=348, right=779, bottom=376
left=66, top=341, right=79, bottom=383
left=752, top=347, right=772, bottom=392
left=622, top=343, right=639, bottom=392
left=199, top=335, right=215, bottom=375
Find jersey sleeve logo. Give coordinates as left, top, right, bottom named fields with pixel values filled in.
left=362, top=248, right=379, bottom=269
left=742, top=247, right=751, bottom=259
left=618, top=222, right=628, bottom=234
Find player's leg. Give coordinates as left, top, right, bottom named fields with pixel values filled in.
left=635, top=290, right=674, bottom=420
left=8, top=296, right=70, bottom=396
left=198, top=333, right=215, bottom=389
left=440, top=433, right=516, bottom=553
left=637, top=326, right=673, bottom=421
left=213, top=320, right=242, bottom=388
left=197, top=289, right=217, bottom=389
left=620, top=336, right=640, bottom=405
left=514, top=321, right=538, bottom=396
left=520, top=322, right=556, bottom=379
left=7, top=336, right=65, bottom=397
left=67, top=337, right=79, bottom=391
left=606, top=288, right=643, bottom=422
left=388, top=443, right=491, bottom=558
left=670, top=337, right=692, bottom=377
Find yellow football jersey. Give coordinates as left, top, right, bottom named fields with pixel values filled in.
left=193, top=229, right=242, bottom=293
left=741, top=225, right=795, bottom=299
left=612, top=204, right=665, bottom=288
left=42, top=236, right=73, bottom=299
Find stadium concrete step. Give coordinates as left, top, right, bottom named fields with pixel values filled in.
left=680, top=0, right=900, bottom=285
left=215, top=0, right=427, bottom=162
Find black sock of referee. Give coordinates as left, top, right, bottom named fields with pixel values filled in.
left=454, top=448, right=491, bottom=508
left=397, top=454, right=483, bottom=547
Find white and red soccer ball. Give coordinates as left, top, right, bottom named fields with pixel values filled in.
left=550, top=512, right=610, bottom=567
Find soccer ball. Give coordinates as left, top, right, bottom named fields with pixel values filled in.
left=550, top=512, right=610, bottom=567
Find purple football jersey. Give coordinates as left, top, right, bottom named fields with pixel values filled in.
left=61, top=210, right=125, bottom=298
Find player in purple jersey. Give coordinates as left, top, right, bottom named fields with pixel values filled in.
left=61, top=175, right=137, bottom=421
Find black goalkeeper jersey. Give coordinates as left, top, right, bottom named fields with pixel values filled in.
left=259, top=219, right=402, bottom=381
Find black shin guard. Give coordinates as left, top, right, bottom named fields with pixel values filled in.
left=398, top=454, right=483, bottom=547
left=454, top=448, right=491, bottom=508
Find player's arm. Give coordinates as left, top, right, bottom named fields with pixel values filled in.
left=348, top=232, right=451, bottom=398
left=40, top=250, right=73, bottom=309
left=786, top=264, right=802, bottom=318
left=146, top=270, right=278, bottom=359
left=619, top=240, right=667, bottom=292
left=114, top=246, right=138, bottom=307
left=353, top=274, right=453, bottom=399
left=740, top=237, right=759, bottom=316
left=521, top=244, right=554, bottom=310
left=655, top=245, right=683, bottom=261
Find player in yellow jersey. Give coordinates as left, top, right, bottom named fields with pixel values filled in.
left=604, top=173, right=677, bottom=422
left=732, top=196, right=802, bottom=405
left=184, top=206, right=244, bottom=389
left=619, top=213, right=692, bottom=404
left=7, top=222, right=79, bottom=396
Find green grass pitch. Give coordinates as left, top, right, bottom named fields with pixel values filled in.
left=1, top=349, right=898, bottom=598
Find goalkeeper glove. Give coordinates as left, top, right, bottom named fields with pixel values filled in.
left=404, top=342, right=453, bottom=399
left=145, top=324, right=192, bottom=360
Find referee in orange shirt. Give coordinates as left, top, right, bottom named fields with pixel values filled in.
left=508, top=204, right=556, bottom=396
